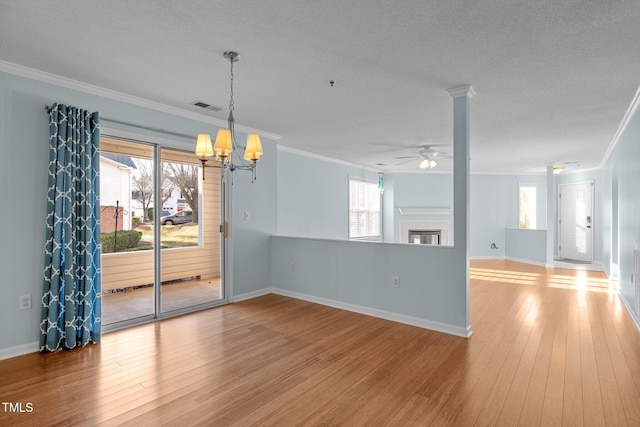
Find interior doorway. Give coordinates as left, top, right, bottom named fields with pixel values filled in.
left=558, top=181, right=594, bottom=263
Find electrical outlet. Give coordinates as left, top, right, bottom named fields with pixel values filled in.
left=289, top=262, right=295, bottom=272
left=19, top=295, right=32, bottom=310
left=393, top=276, right=400, bottom=288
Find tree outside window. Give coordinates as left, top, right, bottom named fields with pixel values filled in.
left=519, top=184, right=536, bottom=229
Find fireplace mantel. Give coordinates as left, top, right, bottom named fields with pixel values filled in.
left=397, top=207, right=451, bottom=215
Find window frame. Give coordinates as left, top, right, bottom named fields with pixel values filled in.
left=348, top=175, right=382, bottom=241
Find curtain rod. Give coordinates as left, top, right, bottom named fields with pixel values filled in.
left=45, top=105, right=196, bottom=140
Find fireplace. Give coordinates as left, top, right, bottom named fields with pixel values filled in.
left=399, top=220, right=451, bottom=246
left=409, top=229, right=441, bottom=245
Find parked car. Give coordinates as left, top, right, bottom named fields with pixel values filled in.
left=160, top=211, right=193, bottom=225
left=162, top=210, right=171, bottom=217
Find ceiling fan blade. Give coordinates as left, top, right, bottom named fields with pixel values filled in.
left=394, top=158, right=418, bottom=166
left=370, top=142, right=417, bottom=152
left=423, top=155, right=454, bottom=161
left=394, top=155, right=419, bottom=159
left=425, top=152, right=453, bottom=158
left=420, top=143, right=451, bottom=148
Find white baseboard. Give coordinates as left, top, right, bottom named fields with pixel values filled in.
left=3, top=287, right=473, bottom=360
left=471, top=255, right=551, bottom=268
left=505, top=256, right=548, bottom=267
left=619, top=293, right=640, bottom=332
left=272, top=287, right=472, bottom=338
left=232, top=287, right=272, bottom=303
left=553, top=259, right=607, bottom=272
left=0, top=341, right=39, bottom=361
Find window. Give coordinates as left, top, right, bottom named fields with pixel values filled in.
left=348, top=176, right=381, bottom=240
left=518, top=183, right=536, bottom=229
left=159, top=157, right=200, bottom=247
left=100, top=139, right=204, bottom=250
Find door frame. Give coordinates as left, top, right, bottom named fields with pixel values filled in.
left=557, top=180, right=594, bottom=262
left=101, top=127, right=228, bottom=332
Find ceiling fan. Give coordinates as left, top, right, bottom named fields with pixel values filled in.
left=394, top=145, right=453, bottom=169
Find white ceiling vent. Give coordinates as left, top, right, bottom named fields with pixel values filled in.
left=192, top=101, right=222, bottom=112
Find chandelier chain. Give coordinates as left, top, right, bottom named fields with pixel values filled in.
left=229, top=59, right=235, bottom=113
left=196, top=50, right=261, bottom=182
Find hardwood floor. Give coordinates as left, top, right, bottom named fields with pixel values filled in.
left=1, top=259, right=639, bottom=426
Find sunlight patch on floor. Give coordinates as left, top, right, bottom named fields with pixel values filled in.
left=548, top=272, right=617, bottom=294
left=469, top=267, right=539, bottom=286
left=470, top=264, right=617, bottom=294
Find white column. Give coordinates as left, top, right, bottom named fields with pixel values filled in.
left=448, top=84, right=474, bottom=335
left=546, top=163, right=555, bottom=267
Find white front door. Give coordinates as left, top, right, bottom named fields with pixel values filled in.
left=558, top=181, right=594, bottom=262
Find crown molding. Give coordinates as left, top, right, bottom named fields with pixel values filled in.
left=447, top=84, right=476, bottom=99
left=390, top=169, right=454, bottom=175
left=278, top=145, right=460, bottom=174
left=559, top=164, right=601, bottom=175
left=0, top=60, right=281, bottom=141
left=471, top=170, right=546, bottom=176
left=276, top=144, right=594, bottom=177
left=600, top=84, right=640, bottom=167
left=397, top=207, right=451, bottom=215
left=277, top=144, right=380, bottom=172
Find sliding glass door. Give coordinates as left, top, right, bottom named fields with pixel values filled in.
left=100, top=138, right=156, bottom=324
left=159, top=148, right=223, bottom=313
left=100, top=136, right=224, bottom=328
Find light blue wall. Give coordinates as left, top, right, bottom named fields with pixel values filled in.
left=231, top=140, right=277, bottom=297
left=276, top=151, right=549, bottom=259
left=271, top=236, right=469, bottom=334
left=470, top=175, right=512, bottom=258
left=470, top=174, right=547, bottom=258
left=0, top=70, right=277, bottom=354
left=390, top=173, right=453, bottom=207
left=389, top=173, right=548, bottom=258
left=387, top=173, right=454, bottom=243
left=505, top=229, right=548, bottom=266
left=276, top=149, right=378, bottom=239
left=4, top=66, right=637, bottom=355
left=276, top=151, right=455, bottom=244
left=390, top=173, right=548, bottom=258
left=599, top=99, right=640, bottom=322
left=272, top=93, right=474, bottom=335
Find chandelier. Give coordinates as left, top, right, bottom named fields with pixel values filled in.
left=195, top=51, right=263, bottom=181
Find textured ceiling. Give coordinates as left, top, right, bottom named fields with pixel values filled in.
left=1, top=0, right=639, bottom=173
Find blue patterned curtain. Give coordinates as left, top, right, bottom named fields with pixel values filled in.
left=41, top=103, right=101, bottom=352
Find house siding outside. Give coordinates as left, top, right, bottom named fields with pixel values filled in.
left=100, top=155, right=133, bottom=232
